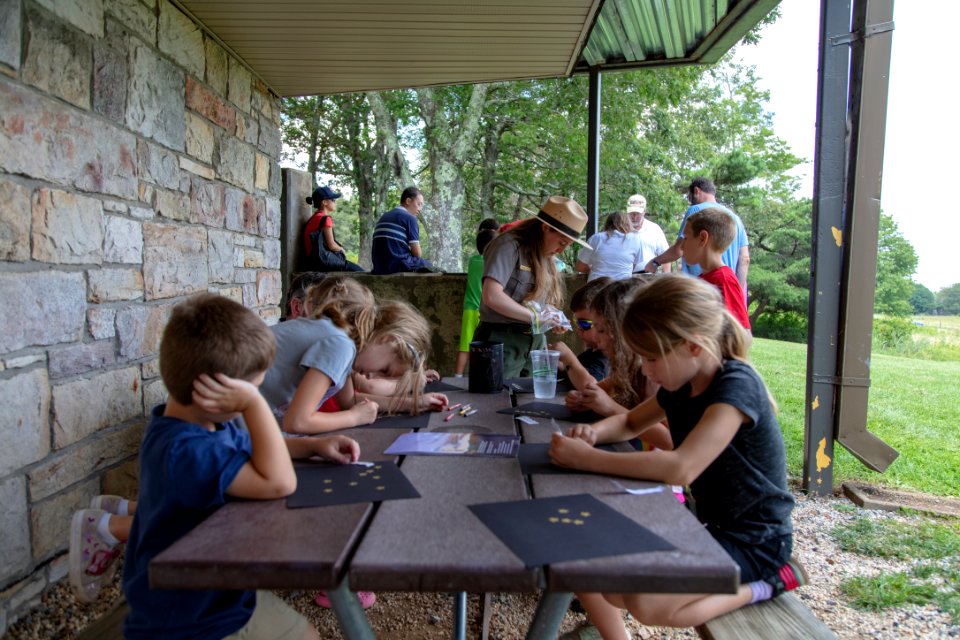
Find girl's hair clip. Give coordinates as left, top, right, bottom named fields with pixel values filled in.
left=401, top=339, right=422, bottom=368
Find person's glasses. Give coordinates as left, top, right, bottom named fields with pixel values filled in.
left=575, top=318, right=594, bottom=330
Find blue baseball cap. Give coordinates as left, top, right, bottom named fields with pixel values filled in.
left=306, top=186, right=341, bottom=205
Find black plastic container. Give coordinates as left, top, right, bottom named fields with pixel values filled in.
left=468, top=340, right=504, bottom=394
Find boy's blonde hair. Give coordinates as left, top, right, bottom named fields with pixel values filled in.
left=305, top=276, right=377, bottom=352
left=368, top=300, right=432, bottom=414
left=503, top=219, right=565, bottom=308
left=621, top=275, right=772, bottom=406
left=591, top=277, right=652, bottom=407
left=686, top=207, right=736, bottom=252
left=160, top=293, right=275, bottom=405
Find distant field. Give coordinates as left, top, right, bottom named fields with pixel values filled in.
left=751, top=337, right=960, bottom=498
left=913, top=315, right=960, bottom=343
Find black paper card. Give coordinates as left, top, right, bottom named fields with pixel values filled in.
left=469, top=494, right=675, bottom=567
left=497, top=401, right=601, bottom=423
left=425, top=380, right=463, bottom=393
left=517, top=443, right=616, bottom=475
left=287, top=461, right=420, bottom=508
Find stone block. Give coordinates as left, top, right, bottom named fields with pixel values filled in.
left=237, top=112, right=259, bottom=146
left=47, top=553, right=69, bottom=584
left=29, top=424, right=143, bottom=501
left=106, top=0, right=156, bottom=39
left=31, top=189, right=104, bottom=265
left=142, top=357, right=161, bottom=380
left=224, top=186, right=261, bottom=233
left=227, top=57, right=251, bottom=112
left=52, top=366, right=141, bottom=448
left=158, top=1, right=203, bottom=78
left=48, top=340, right=116, bottom=378
left=189, top=177, right=225, bottom=227
left=264, top=197, right=281, bottom=238
left=126, top=44, right=185, bottom=152
left=0, top=475, right=31, bottom=583
left=104, top=215, right=143, bottom=264
left=143, top=378, right=167, bottom=413
left=102, top=458, right=139, bottom=500
left=257, top=117, right=282, bottom=159
left=23, top=7, right=92, bottom=108
left=259, top=306, right=281, bottom=325
left=151, top=187, right=190, bottom=221
left=180, top=156, right=214, bottom=180
left=87, top=306, right=116, bottom=340
left=5, top=353, right=45, bottom=369
left=88, top=267, right=144, bottom=302
left=0, top=77, right=138, bottom=199
left=0, top=271, right=85, bottom=353
left=30, top=478, right=98, bottom=561
left=234, top=268, right=257, bottom=284
left=263, top=238, right=280, bottom=269
left=255, top=153, right=270, bottom=191
left=0, top=572, right=46, bottom=616
left=0, top=178, right=30, bottom=261
left=207, top=228, right=235, bottom=283
left=241, top=282, right=256, bottom=307
left=243, top=249, right=264, bottom=268
left=220, top=286, right=243, bottom=304
left=185, top=111, right=215, bottom=163
left=137, top=139, right=181, bottom=190
left=33, top=0, right=103, bottom=37
left=204, top=37, right=228, bottom=95
left=185, top=75, right=236, bottom=133
left=93, top=39, right=127, bottom=124
left=102, top=200, right=126, bottom=213
left=218, top=136, right=254, bottom=191
left=129, top=204, right=153, bottom=220
left=0, top=369, right=51, bottom=477
left=256, top=270, right=281, bottom=306
left=116, top=303, right=169, bottom=360
left=0, top=0, right=21, bottom=70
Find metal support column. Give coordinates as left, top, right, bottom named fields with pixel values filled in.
left=804, top=0, right=898, bottom=495
left=835, top=0, right=899, bottom=472
left=586, top=67, right=601, bottom=237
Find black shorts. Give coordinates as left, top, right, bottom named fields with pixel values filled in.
left=709, top=529, right=792, bottom=583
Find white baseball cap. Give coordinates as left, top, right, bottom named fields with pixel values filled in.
left=627, top=194, right=647, bottom=214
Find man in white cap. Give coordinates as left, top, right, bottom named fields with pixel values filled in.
left=627, top=194, right=671, bottom=273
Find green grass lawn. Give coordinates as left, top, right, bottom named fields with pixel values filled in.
left=751, top=338, right=960, bottom=497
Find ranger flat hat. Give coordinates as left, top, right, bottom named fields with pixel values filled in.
left=536, top=196, right=590, bottom=249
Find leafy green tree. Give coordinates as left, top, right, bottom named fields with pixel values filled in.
left=874, top=214, right=918, bottom=316
left=938, top=283, right=960, bottom=315
left=910, top=282, right=936, bottom=315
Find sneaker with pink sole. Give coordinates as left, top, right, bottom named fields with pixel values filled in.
left=315, top=590, right=376, bottom=609
left=69, top=509, right=122, bottom=603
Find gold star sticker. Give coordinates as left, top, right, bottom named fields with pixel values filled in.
left=548, top=517, right=559, bottom=523
left=561, top=517, right=571, bottom=523
left=573, top=519, right=584, bottom=525
left=558, top=508, right=569, bottom=514
left=373, top=475, right=381, bottom=480
left=580, top=512, right=590, bottom=517
left=323, top=488, right=333, bottom=494
left=349, top=481, right=358, bottom=486
left=376, top=486, right=385, bottom=491
left=323, top=479, right=332, bottom=484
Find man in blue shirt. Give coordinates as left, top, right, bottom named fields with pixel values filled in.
left=643, top=177, right=750, bottom=297
left=371, top=186, right=434, bottom=274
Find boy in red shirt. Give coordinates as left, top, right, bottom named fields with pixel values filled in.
left=681, top=208, right=751, bottom=330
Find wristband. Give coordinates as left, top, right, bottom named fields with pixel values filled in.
left=651, top=258, right=661, bottom=267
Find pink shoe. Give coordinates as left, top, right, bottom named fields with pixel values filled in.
left=315, top=590, right=376, bottom=609
left=69, top=509, right=122, bottom=603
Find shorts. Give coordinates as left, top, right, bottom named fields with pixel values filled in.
left=223, top=591, right=311, bottom=640
left=458, top=309, right=481, bottom=352
left=708, top=529, right=792, bottom=583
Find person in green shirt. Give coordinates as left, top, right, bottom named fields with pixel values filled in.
left=454, top=221, right=500, bottom=376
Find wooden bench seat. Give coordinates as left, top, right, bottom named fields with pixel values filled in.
left=696, top=592, right=836, bottom=640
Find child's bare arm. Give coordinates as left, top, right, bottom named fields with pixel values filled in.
left=192, top=373, right=296, bottom=499
left=550, top=342, right=595, bottom=391
left=285, top=435, right=360, bottom=464
left=284, top=369, right=378, bottom=433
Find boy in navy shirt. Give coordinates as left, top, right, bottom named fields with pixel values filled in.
left=122, top=293, right=359, bottom=640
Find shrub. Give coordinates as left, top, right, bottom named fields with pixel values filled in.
left=873, top=316, right=914, bottom=351
left=752, top=311, right=808, bottom=343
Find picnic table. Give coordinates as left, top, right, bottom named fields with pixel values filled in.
left=151, top=379, right=738, bottom=639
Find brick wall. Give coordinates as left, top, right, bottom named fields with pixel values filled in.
left=0, top=0, right=282, bottom=629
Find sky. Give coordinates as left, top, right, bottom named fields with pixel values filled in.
left=736, top=0, right=958, bottom=293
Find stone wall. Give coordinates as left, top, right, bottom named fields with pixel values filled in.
left=0, top=0, right=282, bottom=629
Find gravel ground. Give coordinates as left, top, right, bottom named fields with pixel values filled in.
left=6, top=491, right=959, bottom=639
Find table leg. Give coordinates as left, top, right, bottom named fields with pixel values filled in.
left=452, top=591, right=467, bottom=640
left=327, top=582, right=376, bottom=640
left=524, top=591, right=573, bottom=640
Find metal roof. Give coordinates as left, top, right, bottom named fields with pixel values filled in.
left=175, top=0, right=780, bottom=97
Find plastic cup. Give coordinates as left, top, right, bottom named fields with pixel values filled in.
left=530, top=349, right=560, bottom=399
